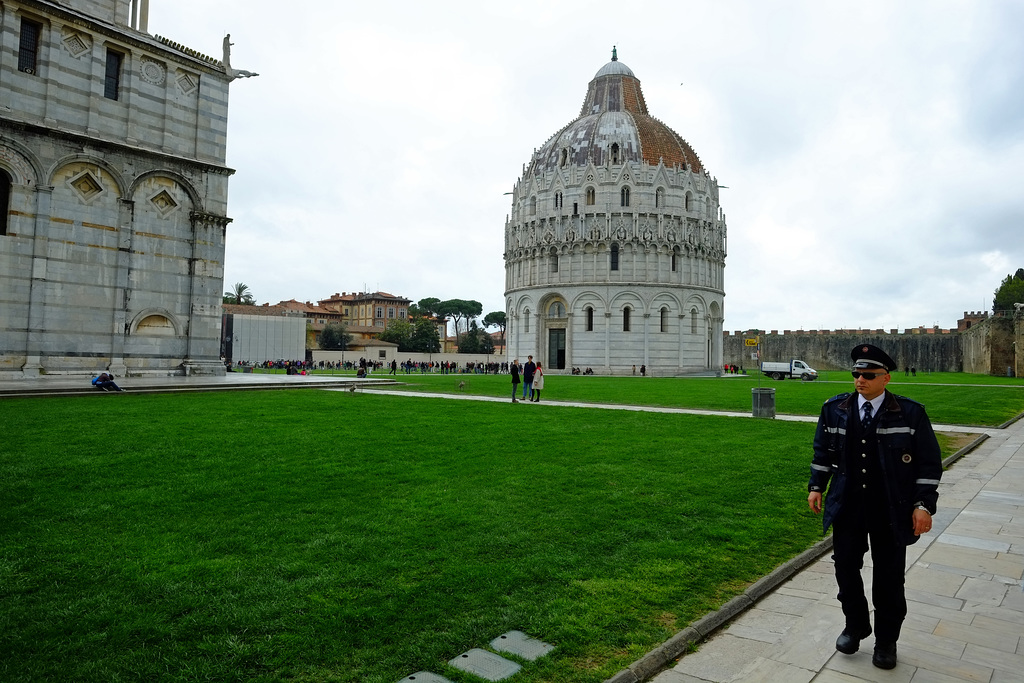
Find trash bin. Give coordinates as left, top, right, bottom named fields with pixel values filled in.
left=752, top=387, right=776, bottom=418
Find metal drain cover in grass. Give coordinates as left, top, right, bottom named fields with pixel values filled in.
left=448, top=648, right=521, bottom=681
left=397, top=673, right=453, bottom=683
left=490, top=631, right=555, bottom=660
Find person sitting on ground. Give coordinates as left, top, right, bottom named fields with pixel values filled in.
left=92, top=372, right=124, bottom=392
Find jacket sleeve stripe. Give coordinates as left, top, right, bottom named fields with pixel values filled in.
left=915, top=478, right=941, bottom=486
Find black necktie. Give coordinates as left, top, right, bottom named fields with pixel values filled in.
left=862, top=402, right=873, bottom=427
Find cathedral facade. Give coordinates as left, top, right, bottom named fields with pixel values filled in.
left=0, top=0, right=238, bottom=376
left=504, top=51, right=727, bottom=375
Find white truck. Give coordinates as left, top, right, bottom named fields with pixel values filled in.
left=760, top=359, right=818, bottom=381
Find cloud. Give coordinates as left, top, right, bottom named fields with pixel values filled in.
left=153, top=0, right=1024, bottom=332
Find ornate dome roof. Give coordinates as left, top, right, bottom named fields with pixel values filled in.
left=526, top=49, right=703, bottom=177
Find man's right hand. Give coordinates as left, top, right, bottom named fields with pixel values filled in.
left=807, top=491, right=822, bottom=514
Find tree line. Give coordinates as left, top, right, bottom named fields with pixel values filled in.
left=318, top=297, right=507, bottom=354
left=375, top=298, right=506, bottom=354
left=993, top=268, right=1024, bottom=313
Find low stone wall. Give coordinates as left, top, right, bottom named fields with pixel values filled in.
left=724, top=317, right=1022, bottom=375
left=725, top=331, right=962, bottom=373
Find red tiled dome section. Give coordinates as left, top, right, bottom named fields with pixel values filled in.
left=527, top=57, right=704, bottom=176
left=632, top=114, right=703, bottom=173
left=620, top=76, right=648, bottom=116
left=620, top=74, right=703, bottom=172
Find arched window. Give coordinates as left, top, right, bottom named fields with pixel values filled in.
left=550, top=248, right=558, bottom=273
left=554, top=191, right=563, bottom=209
left=610, top=243, right=619, bottom=271
left=586, top=187, right=595, bottom=205
left=524, top=309, right=530, bottom=333
left=623, top=306, right=631, bottom=332
left=690, top=308, right=699, bottom=334
left=685, top=191, right=693, bottom=212
left=136, top=314, right=175, bottom=336
left=611, top=143, right=620, bottom=164
left=620, top=187, right=630, bottom=207
left=0, top=169, right=12, bottom=236
left=671, top=248, right=678, bottom=272
left=548, top=301, right=565, bottom=317
left=530, top=196, right=537, bottom=215
left=560, top=148, right=568, bottom=167
left=660, top=307, right=668, bottom=332
left=585, top=306, right=594, bottom=331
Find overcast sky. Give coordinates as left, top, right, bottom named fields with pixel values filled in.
left=152, top=0, right=1024, bottom=333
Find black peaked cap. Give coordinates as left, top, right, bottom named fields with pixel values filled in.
left=851, top=344, right=897, bottom=372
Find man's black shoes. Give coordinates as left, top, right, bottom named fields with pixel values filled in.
left=872, top=642, right=898, bottom=669
left=835, top=625, right=872, bottom=655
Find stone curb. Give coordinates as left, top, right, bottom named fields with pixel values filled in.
left=941, top=433, right=988, bottom=468
left=997, top=410, right=1024, bottom=429
left=603, top=537, right=833, bottom=683
left=602, top=423, right=1003, bottom=683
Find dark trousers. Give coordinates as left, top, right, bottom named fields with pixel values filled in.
left=832, top=498, right=907, bottom=644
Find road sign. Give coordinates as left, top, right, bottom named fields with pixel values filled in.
left=745, top=338, right=759, bottom=346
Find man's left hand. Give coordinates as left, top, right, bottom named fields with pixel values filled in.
left=913, top=508, right=933, bottom=536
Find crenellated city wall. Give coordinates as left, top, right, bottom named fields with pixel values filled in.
left=723, top=316, right=1021, bottom=376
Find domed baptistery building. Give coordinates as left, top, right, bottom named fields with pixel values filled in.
left=504, top=49, right=727, bottom=374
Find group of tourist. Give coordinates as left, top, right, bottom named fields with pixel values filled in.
left=508, top=356, right=545, bottom=402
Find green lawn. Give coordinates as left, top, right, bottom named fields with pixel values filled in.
left=1, top=381, right=1020, bottom=683
left=378, top=372, right=1024, bottom=426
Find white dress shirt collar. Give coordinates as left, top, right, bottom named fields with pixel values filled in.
left=858, top=392, right=885, bottom=417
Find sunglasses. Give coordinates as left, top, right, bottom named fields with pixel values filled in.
left=851, top=371, right=887, bottom=380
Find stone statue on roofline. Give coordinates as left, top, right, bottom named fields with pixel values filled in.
left=222, top=34, right=259, bottom=81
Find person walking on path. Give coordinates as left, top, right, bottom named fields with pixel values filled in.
left=531, top=363, right=544, bottom=402
left=510, top=359, right=521, bottom=403
left=522, top=355, right=536, bottom=401
left=807, top=344, right=942, bottom=670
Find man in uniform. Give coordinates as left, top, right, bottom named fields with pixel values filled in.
left=807, top=344, right=942, bottom=669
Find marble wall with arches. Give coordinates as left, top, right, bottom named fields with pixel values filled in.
left=1, top=0, right=235, bottom=376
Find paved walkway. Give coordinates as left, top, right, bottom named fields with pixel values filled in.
left=648, top=415, right=1024, bottom=683
left=4, top=377, right=1021, bottom=681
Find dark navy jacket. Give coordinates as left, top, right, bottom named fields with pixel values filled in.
left=808, top=390, right=942, bottom=546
